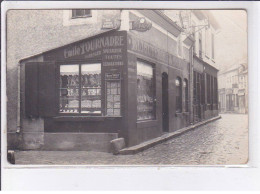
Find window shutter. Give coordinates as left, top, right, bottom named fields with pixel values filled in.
left=25, top=62, right=39, bottom=118
left=25, top=62, right=57, bottom=118
left=38, top=62, right=58, bottom=117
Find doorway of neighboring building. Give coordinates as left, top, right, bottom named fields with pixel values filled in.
left=162, top=72, right=169, bottom=132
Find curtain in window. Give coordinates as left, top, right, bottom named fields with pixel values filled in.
left=59, top=63, right=101, bottom=114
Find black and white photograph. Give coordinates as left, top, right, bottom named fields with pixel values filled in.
left=2, top=0, right=260, bottom=191
left=4, top=8, right=249, bottom=166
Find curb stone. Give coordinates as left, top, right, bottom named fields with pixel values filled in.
left=119, top=115, right=221, bottom=155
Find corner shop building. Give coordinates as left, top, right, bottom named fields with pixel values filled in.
left=17, top=23, right=218, bottom=152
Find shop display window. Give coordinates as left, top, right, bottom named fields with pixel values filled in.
left=106, top=80, right=121, bottom=116
left=59, top=65, right=80, bottom=113
left=137, top=60, right=156, bottom=121
left=59, top=63, right=101, bottom=114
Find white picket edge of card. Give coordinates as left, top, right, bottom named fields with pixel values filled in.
left=1, top=0, right=260, bottom=191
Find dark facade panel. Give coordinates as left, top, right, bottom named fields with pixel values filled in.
left=38, top=62, right=58, bottom=117
left=25, top=62, right=39, bottom=118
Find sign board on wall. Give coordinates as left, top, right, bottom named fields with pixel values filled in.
left=44, top=31, right=127, bottom=67
left=127, top=34, right=188, bottom=70
left=101, top=10, right=121, bottom=30
left=130, top=17, right=152, bottom=32
left=101, top=18, right=121, bottom=30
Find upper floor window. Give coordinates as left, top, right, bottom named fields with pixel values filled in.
left=199, top=32, right=202, bottom=58
left=205, top=28, right=210, bottom=57
left=191, top=21, right=196, bottom=54
left=178, top=36, right=183, bottom=58
left=72, top=9, right=92, bottom=19
left=211, top=33, right=215, bottom=60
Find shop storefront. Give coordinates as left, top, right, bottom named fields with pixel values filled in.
left=19, top=28, right=217, bottom=152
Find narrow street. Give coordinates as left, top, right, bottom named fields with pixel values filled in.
left=15, top=114, right=248, bottom=165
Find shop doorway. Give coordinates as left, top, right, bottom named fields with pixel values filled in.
left=162, top=72, right=169, bottom=132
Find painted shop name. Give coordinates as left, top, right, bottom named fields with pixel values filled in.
left=64, top=35, right=124, bottom=59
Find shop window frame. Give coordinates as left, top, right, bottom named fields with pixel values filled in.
left=136, top=59, right=156, bottom=121
left=57, top=60, right=103, bottom=116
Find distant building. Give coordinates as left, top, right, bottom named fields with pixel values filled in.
left=218, top=62, right=248, bottom=114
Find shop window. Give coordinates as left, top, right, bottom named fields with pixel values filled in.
left=137, top=60, right=156, bottom=121
left=72, top=9, right=92, bottom=18
left=105, top=73, right=121, bottom=117
left=183, top=79, right=189, bottom=112
left=59, top=63, right=101, bottom=114
left=176, top=77, right=182, bottom=113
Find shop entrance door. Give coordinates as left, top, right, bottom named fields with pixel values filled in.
left=162, top=73, right=169, bottom=132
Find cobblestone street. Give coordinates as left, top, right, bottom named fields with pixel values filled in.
left=15, top=114, right=248, bottom=165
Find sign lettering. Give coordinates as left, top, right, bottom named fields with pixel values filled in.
left=64, top=35, right=124, bottom=59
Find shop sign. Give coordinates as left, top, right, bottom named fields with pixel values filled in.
left=127, top=34, right=185, bottom=70
left=44, top=31, right=127, bottom=73
left=105, top=73, right=121, bottom=80
left=131, top=17, right=152, bottom=32
left=63, top=35, right=125, bottom=59
left=101, top=18, right=120, bottom=30
left=128, top=35, right=168, bottom=63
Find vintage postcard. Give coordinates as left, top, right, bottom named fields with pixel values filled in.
left=4, top=8, right=248, bottom=166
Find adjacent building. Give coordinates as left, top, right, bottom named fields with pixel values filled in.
left=7, top=9, right=220, bottom=152
left=218, top=61, right=248, bottom=114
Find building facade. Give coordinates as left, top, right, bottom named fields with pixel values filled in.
left=7, top=10, right=220, bottom=152
left=218, top=62, right=248, bottom=114
left=164, top=10, right=220, bottom=123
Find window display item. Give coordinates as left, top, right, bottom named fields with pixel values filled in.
left=59, top=63, right=101, bottom=114
left=137, top=60, right=155, bottom=120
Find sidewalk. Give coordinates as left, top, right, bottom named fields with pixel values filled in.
left=119, top=115, right=221, bottom=154
left=13, top=115, right=222, bottom=165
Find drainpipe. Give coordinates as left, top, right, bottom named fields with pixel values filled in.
left=189, top=44, right=194, bottom=125
left=16, top=62, right=21, bottom=133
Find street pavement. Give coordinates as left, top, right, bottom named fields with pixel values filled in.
left=15, top=113, right=248, bottom=165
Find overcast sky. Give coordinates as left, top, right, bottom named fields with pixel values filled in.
left=210, top=10, right=247, bottom=71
